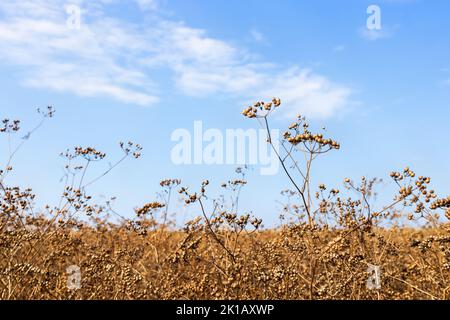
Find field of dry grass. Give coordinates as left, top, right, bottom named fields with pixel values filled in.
left=1, top=100, right=449, bottom=300
left=1, top=221, right=449, bottom=300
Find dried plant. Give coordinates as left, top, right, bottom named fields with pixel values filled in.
left=0, top=101, right=448, bottom=300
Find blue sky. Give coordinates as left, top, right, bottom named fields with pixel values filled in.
left=0, top=0, right=449, bottom=226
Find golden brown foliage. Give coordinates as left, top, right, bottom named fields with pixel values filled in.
left=0, top=101, right=449, bottom=300
left=1, top=221, right=449, bottom=299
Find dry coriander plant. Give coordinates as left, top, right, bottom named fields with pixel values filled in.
left=0, top=101, right=449, bottom=300
left=242, top=98, right=449, bottom=299
left=243, top=98, right=340, bottom=227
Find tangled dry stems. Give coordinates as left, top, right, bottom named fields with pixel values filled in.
left=0, top=101, right=449, bottom=300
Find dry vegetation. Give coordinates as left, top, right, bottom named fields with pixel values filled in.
left=1, top=100, right=449, bottom=300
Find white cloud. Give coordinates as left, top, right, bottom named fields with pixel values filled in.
left=174, top=65, right=262, bottom=96
left=257, top=68, right=352, bottom=119
left=250, top=29, right=266, bottom=44
left=359, top=28, right=390, bottom=41
left=0, top=0, right=353, bottom=118
left=23, top=62, right=158, bottom=105
left=358, top=25, right=398, bottom=41
left=0, top=0, right=159, bottom=105
left=135, top=0, right=158, bottom=11
left=333, top=45, right=345, bottom=52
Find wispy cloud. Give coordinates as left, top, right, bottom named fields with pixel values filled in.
left=249, top=29, right=267, bottom=44
left=135, top=0, right=158, bottom=11
left=258, top=68, right=352, bottom=119
left=0, top=0, right=353, bottom=118
left=358, top=24, right=399, bottom=41
left=358, top=27, right=392, bottom=41
left=0, top=0, right=159, bottom=105
left=333, top=45, right=345, bottom=52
